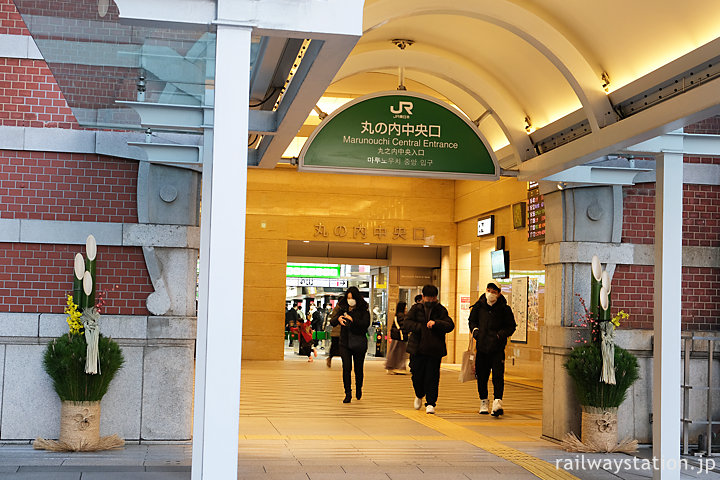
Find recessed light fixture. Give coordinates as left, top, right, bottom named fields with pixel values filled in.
left=363, top=242, right=370, bottom=245
left=423, top=245, right=429, bottom=248
left=303, top=240, right=310, bottom=243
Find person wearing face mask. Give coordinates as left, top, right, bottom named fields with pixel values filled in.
left=403, top=284, right=455, bottom=414
left=468, top=282, right=516, bottom=416
left=330, top=286, right=370, bottom=403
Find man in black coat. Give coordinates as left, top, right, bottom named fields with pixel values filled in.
left=468, top=282, right=516, bottom=416
left=311, top=305, right=324, bottom=347
left=403, top=284, right=455, bottom=414
left=285, top=304, right=298, bottom=347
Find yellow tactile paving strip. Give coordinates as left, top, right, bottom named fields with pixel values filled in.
left=397, top=409, right=580, bottom=480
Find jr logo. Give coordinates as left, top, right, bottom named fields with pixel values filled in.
left=390, top=101, right=414, bottom=115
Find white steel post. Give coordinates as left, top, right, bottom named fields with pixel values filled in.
left=191, top=23, right=251, bottom=480
left=652, top=152, right=683, bottom=480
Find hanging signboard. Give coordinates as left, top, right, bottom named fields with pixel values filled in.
left=527, top=181, right=545, bottom=241
left=299, top=91, right=499, bottom=180
left=286, top=278, right=348, bottom=288
left=510, top=276, right=528, bottom=344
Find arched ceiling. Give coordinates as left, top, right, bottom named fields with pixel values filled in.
left=286, top=0, right=720, bottom=177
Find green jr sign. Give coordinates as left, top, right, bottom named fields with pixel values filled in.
left=298, top=91, right=498, bottom=180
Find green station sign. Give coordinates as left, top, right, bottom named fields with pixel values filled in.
left=299, top=91, right=498, bottom=180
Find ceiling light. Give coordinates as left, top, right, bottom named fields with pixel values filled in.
left=601, top=71, right=611, bottom=93
left=524, top=116, right=535, bottom=134
left=303, top=240, right=310, bottom=243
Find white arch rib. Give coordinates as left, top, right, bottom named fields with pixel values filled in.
left=364, top=0, right=614, bottom=132
left=396, top=69, right=512, bottom=152
left=336, top=46, right=534, bottom=163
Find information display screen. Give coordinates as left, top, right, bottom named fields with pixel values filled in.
left=527, top=182, right=545, bottom=241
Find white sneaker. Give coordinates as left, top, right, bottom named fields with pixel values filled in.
left=479, top=399, right=489, bottom=415
left=413, top=397, right=423, bottom=410
left=426, top=405, right=435, bottom=414
left=491, top=399, right=503, bottom=417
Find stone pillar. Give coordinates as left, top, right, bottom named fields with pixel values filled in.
left=541, top=185, right=625, bottom=441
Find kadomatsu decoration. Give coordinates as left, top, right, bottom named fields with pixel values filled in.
left=562, top=255, right=640, bottom=453
left=34, top=235, right=125, bottom=452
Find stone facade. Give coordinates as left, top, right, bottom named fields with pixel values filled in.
left=0, top=0, right=200, bottom=441
left=541, top=179, right=720, bottom=444
left=0, top=312, right=196, bottom=441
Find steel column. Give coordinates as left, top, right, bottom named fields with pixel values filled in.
left=191, top=23, right=251, bottom=480
left=652, top=152, right=683, bottom=480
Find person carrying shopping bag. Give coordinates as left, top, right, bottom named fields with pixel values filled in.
left=384, top=301, right=409, bottom=374
left=468, top=282, right=516, bottom=416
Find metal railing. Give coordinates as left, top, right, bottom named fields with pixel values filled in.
left=682, top=335, right=719, bottom=456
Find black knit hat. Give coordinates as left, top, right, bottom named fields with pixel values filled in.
left=486, top=282, right=501, bottom=292
left=422, top=284, right=439, bottom=297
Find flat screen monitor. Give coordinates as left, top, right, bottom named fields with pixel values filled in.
left=490, top=249, right=509, bottom=279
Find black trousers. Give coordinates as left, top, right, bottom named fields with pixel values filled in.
left=475, top=350, right=506, bottom=399
left=340, top=346, right=365, bottom=394
left=409, top=353, right=442, bottom=406
left=328, top=336, right=340, bottom=358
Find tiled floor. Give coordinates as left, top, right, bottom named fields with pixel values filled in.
left=0, top=351, right=716, bottom=480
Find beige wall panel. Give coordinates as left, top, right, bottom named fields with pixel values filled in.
left=454, top=177, right=527, bottom=222
left=457, top=218, right=478, bottom=242
left=242, top=286, right=287, bottom=312
left=245, top=215, right=289, bottom=239
left=244, top=238, right=287, bottom=263
left=249, top=168, right=454, bottom=201
left=242, top=311, right=284, bottom=337
left=457, top=210, right=542, bottom=270
left=241, top=335, right=282, bottom=360
left=244, top=263, right=287, bottom=289
left=248, top=191, right=454, bottom=223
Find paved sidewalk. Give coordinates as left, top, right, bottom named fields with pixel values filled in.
left=0, top=355, right=716, bottom=480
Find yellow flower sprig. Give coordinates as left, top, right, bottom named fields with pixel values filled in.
left=64, top=295, right=84, bottom=335
left=611, top=310, right=628, bottom=328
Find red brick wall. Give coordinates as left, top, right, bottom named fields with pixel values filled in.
left=49, top=63, right=137, bottom=112
left=0, top=150, right=138, bottom=223
left=610, top=265, right=654, bottom=330
left=685, top=184, right=720, bottom=248
left=685, top=155, right=720, bottom=165
left=0, top=0, right=29, bottom=35
left=612, top=264, right=720, bottom=331
left=684, top=116, right=720, bottom=135
left=622, top=182, right=720, bottom=248
left=0, top=243, right=153, bottom=315
left=622, top=183, right=655, bottom=245
left=0, top=58, right=79, bottom=128
left=10, top=0, right=120, bottom=22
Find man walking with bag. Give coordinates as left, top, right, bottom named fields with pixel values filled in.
left=468, top=282, right=516, bottom=416
left=403, top=284, right=454, bottom=414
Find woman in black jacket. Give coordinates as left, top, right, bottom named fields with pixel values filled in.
left=330, top=286, right=370, bottom=403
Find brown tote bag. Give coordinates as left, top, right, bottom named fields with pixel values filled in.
left=459, top=329, right=477, bottom=383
